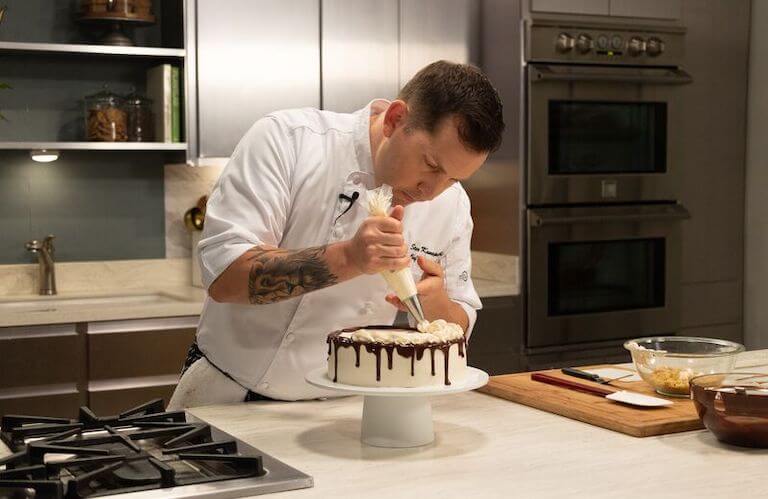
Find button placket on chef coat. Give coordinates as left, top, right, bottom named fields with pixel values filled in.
left=255, top=171, right=379, bottom=395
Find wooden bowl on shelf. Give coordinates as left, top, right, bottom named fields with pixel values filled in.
left=79, top=0, right=156, bottom=23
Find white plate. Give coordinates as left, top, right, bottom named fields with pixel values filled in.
left=305, top=366, right=489, bottom=397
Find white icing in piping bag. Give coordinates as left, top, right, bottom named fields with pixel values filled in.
left=366, top=184, right=427, bottom=328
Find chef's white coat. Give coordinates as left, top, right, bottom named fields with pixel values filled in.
left=195, top=100, right=482, bottom=401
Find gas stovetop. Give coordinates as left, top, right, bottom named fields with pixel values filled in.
left=0, top=399, right=312, bottom=498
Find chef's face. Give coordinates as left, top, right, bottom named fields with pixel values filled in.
left=373, top=101, right=488, bottom=206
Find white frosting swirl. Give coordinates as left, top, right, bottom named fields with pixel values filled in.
left=348, top=319, right=464, bottom=345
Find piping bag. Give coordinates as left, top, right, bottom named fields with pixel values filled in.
left=366, top=184, right=428, bottom=329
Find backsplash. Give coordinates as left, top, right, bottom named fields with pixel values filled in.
left=164, top=163, right=224, bottom=258
left=0, top=150, right=165, bottom=264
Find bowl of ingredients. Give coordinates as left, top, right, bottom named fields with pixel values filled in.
left=624, top=337, right=745, bottom=397
left=690, top=373, right=768, bottom=448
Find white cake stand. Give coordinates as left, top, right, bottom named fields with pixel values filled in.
left=305, top=366, right=489, bottom=448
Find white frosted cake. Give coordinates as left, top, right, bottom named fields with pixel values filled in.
left=327, top=320, right=467, bottom=387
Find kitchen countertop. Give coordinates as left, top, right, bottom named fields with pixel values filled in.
left=0, top=287, right=207, bottom=328
left=0, top=253, right=519, bottom=328
left=188, top=350, right=768, bottom=499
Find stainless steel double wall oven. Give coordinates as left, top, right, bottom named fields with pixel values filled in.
left=524, top=21, right=691, bottom=350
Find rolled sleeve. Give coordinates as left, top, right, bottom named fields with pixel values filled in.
left=443, top=190, right=482, bottom=339
left=198, top=116, right=294, bottom=288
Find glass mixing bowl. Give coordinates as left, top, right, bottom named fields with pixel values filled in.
left=690, top=373, right=768, bottom=448
left=623, top=336, right=745, bottom=397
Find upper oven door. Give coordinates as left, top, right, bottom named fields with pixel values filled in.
left=527, top=64, right=692, bottom=205
left=526, top=203, right=690, bottom=349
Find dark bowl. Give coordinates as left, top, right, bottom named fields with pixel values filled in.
left=690, top=373, right=768, bottom=448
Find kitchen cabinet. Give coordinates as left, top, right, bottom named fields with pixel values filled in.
left=399, top=0, right=479, bottom=84
left=467, top=296, right=524, bottom=375
left=675, top=0, right=749, bottom=342
left=321, top=0, right=477, bottom=114
left=189, top=0, right=320, bottom=159
left=530, top=0, right=681, bottom=19
left=0, top=316, right=196, bottom=418
left=530, top=0, right=609, bottom=16
left=0, top=324, right=86, bottom=418
left=321, top=0, right=399, bottom=113
left=609, top=0, right=681, bottom=19
left=87, top=317, right=197, bottom=415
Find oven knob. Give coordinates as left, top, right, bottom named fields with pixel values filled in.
left=596, top=34, right=609, bottom=50
left=628, top=36, right=645, bottom=56
left=646, top=37, right=665, bottom=57
left=576, top=34, right=592, bottom=54
left=555, top=32, right=575, bottom=53
left=611, top=34, right=623, bottom=50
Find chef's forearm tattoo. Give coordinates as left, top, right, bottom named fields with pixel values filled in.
left=246, top=246, right=338, bottom=304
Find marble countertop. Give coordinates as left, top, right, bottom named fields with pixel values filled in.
left=0, top=279, right=513, bottom=328
left=0, top=287, right=206, bottom=328
left=0, top=252, right=519, bottom=328
left=187, top=350, right=768, bottom=499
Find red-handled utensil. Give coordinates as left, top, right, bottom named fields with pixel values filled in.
left=531, top=372, right=672, bottom=407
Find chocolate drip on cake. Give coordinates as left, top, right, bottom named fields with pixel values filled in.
left=441, top=344, right=452, bottom=386
left=333, top=341, right=340, bottom=382
left=353, top=343, right=361, bottom=367
left=363, top=343, right=384, bottom=381
left=430, top=348, right=436, bottom=376
left=327, top=327, right=467, bottom=386
left=385, top=345, right=395, bottom=370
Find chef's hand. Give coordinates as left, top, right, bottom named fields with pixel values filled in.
left=343, top=205, right=411, bottom=274
left=385, top=255, right=445, bottom=311
left=385, top=256, right=470, bottom=332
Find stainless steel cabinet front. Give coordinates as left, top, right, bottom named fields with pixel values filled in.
left=193, top=0, right=321, bottom=159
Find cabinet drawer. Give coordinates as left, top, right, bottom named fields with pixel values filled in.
left=88, top=326, right=195, bottom=380
left=0, top=385, right=83, bottom=418
left=0, top=324, right=84, bottom=389
left=88, top=381, right=179, bottom=416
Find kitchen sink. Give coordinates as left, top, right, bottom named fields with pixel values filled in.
left=0, top=293, right=188, bottom=313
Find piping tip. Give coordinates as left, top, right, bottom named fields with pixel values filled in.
left=401, top=294, right=426, bottom=327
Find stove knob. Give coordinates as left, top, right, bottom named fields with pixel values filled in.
left=646, top=37, right=665, bottom=57
left=555, top=32, right=574, bottom=53
left=628, top=36, right=645, bottom=56
left=576, top=34, right=592, bottom=54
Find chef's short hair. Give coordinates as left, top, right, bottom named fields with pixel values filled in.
left=398, top=60, right=504, bottom=153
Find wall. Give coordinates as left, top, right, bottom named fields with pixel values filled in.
left=0, top=151, right=165, bottom=264
left=745, top=0, right=768, bottom=349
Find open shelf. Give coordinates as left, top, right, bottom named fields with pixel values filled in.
left=0, top=41, right=185, bottom=58
left=0, top=142, right=187, bottom=151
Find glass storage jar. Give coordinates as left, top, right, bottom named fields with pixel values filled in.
left=124, top=91, right=154, bottom=142
left=84, top=86, right=127, bottom=142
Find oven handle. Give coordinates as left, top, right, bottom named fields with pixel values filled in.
left=530, top=204, right=690, bottom=227
left=530, top=65, right=692, bottom=85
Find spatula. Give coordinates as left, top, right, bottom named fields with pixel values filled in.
left=531, top=372, right=672, bottom=407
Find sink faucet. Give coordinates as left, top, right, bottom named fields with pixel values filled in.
left=25, top=235, right=57, bottom=295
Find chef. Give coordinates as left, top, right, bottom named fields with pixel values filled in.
left=168, top=60, right=505, bottom=409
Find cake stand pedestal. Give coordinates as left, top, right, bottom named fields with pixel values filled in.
left=305, top=367, right=489, bottom=448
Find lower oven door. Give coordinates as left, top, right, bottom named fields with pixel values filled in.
left=526, top=203, right=689, bottom=348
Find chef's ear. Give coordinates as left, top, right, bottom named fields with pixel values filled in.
left=383, top=100, right=409, bottom=137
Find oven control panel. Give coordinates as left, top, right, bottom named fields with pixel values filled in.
left=528, top=23, right=685, bottom=66
left=556, top=31, right=665, bottom=57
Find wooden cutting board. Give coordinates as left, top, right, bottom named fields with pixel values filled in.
left=477, top=364, right=704, bottom=437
